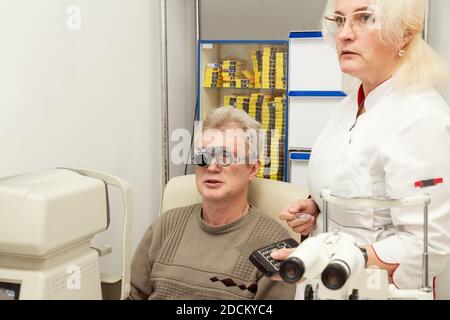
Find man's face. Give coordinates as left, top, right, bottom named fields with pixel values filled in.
left=195, top=128, right=260, bottom=202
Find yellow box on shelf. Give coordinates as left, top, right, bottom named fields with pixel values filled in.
left=201, top=43, right=287, bottom=181
left=224, top=95, right=237, bottom=107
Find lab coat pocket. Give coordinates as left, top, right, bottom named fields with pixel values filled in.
left=329, top=161, right=374, bottom=198
left=328, top=162, right=375, bottom=229
left=330, top=204, right=375, bottom=230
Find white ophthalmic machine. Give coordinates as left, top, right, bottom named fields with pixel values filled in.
left=0, top=168, right=132, bottom=300
left=278, top=188, right=435, bottom=300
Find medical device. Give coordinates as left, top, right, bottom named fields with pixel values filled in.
left=0, top=168, right=132, bottom=300
left=278, top=188, right=434, bottom=300
left=249, top=238, right=299, bottom=277
left=279, top=232, right=366, bottom=288
left=192, top=147, right=250, bottom=167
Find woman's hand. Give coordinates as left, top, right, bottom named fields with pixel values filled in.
left=279, top=199, right=319, bottom=235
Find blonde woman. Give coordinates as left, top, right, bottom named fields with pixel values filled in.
left=274, top=0, right=450, bottom=291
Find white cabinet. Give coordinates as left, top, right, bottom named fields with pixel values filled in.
left=288, top=96, right=343, bottom=149
left=288, top=34, right=343, bottom=91
left=288, top=151, right=311, bottom=188
left=287, top=32, right=345, bottom=189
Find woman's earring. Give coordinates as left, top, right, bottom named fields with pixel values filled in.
left=399, top=49, right=406, bottom=57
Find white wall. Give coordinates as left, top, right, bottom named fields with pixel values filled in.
left=168, top=0, right=196, bottom=178
left=428, top=0, right=450, bottom=104
left=0, top=0, right=161, bottom=276
left=201, top=0, right=327, bottom=40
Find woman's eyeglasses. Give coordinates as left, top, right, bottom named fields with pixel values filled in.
left=324, top=11, right=380, bottom=34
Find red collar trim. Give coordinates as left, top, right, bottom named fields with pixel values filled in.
left=357, top=84, right=365, bottom=112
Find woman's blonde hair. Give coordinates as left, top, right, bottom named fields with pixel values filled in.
left=322, top=0, right=449, bottom=94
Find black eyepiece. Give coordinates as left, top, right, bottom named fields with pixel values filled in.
left=279, top=257, right=305, bottom=284
left=321, top=262, right=349, bottom=290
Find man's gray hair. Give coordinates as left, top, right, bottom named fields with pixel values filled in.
left=201, top=106, right=262, bottom=160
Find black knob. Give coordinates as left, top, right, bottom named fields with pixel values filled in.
left=349, top=289, right=359, bottom=300
left=304, top=284, right=314, bottom=300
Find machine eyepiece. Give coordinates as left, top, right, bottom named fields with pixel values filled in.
left=279, top=257, right=305, bottom=283
left=321, top=262, right=349, bottom=290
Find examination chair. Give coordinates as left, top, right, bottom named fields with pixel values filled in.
left=161, top=174, right=309, bottom=239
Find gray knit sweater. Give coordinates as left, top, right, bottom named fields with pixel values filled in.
left=129, top=203, right=296, bottom=300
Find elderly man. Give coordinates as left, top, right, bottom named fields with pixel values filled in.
left=129, top=106, right=295, bottom=300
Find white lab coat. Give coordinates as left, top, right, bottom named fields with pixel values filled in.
left=308, top=78, right=450, bottom=289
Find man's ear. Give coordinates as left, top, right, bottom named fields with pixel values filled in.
left=248, top=160, right=261, bottom=181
